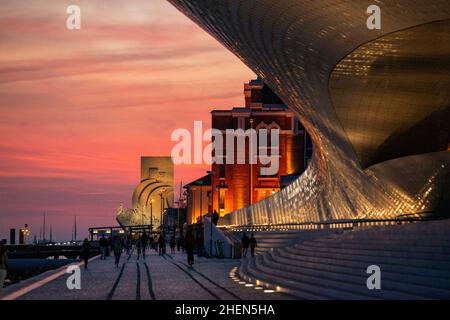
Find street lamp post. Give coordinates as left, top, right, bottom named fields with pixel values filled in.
left=249, top=118, right=254, bottom=226
left=199, top=184, right=203, bottom=223
left=150, top=198, right=154, bottom=232
left=207, top=170, right=215, bottom=256
left=159, top=189, right=165, bottom=233
left=249, top=118, right=254, bottom=207
left=142, top=205, right=145, bottom=225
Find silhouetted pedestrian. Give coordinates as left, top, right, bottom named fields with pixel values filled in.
left=153, top=235, right=158, bottom=252
left=136, top=237, right=142, bottom=260
left=141, top=232, right=149, bottom=259
left=176, top=236, right=182, bottom=252
left=112, top=236, right=123, bottom=268
left=249, top=233, right=257, bottom=256
left=123, top=236, right=130, bottom=255
left=241, top=233, right=250, bottom=258
left=99, top=235, right=108, bottom=260
left=107, top=237, right=112, bottom=256
left=184, top=229, right=195, bottom=266
left=0, top=242, right=8, bottom=292
left=158, top=234, right=166, bottom=256
left=170, top=236, right=176, bottom=254
left=149, top=235, right=154, bottom=251
left=212, top=210, right=219, bottom=226
left=80, top=238, right=91, bottom=269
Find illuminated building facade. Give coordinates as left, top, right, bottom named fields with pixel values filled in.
left=169, top=0, right=450, bottom=226
left=184, top=174, right=212, bottom=224
left=211, top=78, right=311, bottom=217
left=117, top=156, right=174, bottom=228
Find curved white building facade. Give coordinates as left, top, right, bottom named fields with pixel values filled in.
left=168, top=0, right=450, bottom=225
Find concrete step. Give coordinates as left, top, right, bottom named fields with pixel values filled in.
left=238, top=255, right=327, bottom=299
left=239, top=256, right=373, bottom=300
left=285, top=245, right=450, bottom=270
left=302, top=240, right=450, bottom=256
left=290, top=244, right=450, bottom=266
left=313, top=237, right=450, bottom=249
left=264, top=252, right=450, bottom=298
left=248, top=255, right=426, bottom=300
left=237, top=220, right=450, bottom=299
left=275, top=247, right=450, bottom=279
left=328, top=234, right=450, bottom=242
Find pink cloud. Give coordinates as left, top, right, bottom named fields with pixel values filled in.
left=0, top=0, right=253, bottom=240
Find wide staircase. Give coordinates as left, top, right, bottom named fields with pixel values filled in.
left=238, top=219, right=450, bottom=299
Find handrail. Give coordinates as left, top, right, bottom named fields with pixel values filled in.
left=223, top=211, right=440, bottom=232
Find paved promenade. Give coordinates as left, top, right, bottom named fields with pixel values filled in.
left=1, top=250, right=290, bottom=300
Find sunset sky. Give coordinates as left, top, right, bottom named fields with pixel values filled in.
left=0, top=0, right=253, bottom=241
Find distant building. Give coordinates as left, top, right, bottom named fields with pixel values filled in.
left=185, top=78, right=312, bottom=223
left=184, top=174, right=212, bottom=224
left=10, top=228, right=16, bottom=245
left=116, top=156, right=174, bottom=228
left=19, top=228, right=25, bottom=244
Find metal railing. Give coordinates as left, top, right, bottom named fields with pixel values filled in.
left=224, top=211, right=440, bottom=233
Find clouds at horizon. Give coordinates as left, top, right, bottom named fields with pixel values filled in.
left=0, top=0, right=253, bottom=240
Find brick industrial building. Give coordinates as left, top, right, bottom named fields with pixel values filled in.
left=185, top=78, right=312, bottom=224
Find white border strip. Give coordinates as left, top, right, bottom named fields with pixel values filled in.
left=1, top=255, right=99, bottom=301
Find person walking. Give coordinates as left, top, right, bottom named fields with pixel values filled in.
left=141, top=232, right=149, bottom=259
left=0, top=242, right=8, bottom=292
left=99, top=235, right=108, bottom=260
left=170, top=235, right=176, bottom=254
left=249, top=233, right=257, bottom=256
left=106, top=236, right=112, bottom=257
left=241, top=233, right=250, bottom=258
left=148, top=235, right=154, bottom=252
left=180, top=235, right=185, bottom=253
left=212, top=210, right=220, bottom=226
left=112, top=236, right=123, bottom=268
left=123, top=236, right=130, bottom=255
left=158, top=233, right=166, bottom=256
left=176, top=236, right=182, bottom=252
left=80, top=238, right=91, bottom=269
left=136, top=237, right=142, bottom=260
left=153, top=235, right=158, bottom=252
left=184, top=229, right=196, bottom=267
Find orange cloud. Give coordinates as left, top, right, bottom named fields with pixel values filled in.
left=0, top=0, right=253, bottom=240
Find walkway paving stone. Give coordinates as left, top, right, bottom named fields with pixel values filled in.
left=9, top=250, right=291, bottom=300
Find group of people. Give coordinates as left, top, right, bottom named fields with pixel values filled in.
left=1, top=226, right=258, bottom=292
left=77, top=213, right=255, bottom=272
left=81, top=231, right=189, bottom=270
left=80, top=234, right=125, bottom=269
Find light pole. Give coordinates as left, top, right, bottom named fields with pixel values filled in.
left=159, top=189, right=165, bottom=232
left=207, top=170, right=215, bottom=256
left=150, top=198, right=154, bottom=232
left=249, top=118, right=254, bottom=207
left=199, top=183, right=203, bottom=223
left=249, top=118, right=254, bottom=226
left=142, top=205, right=146, bottom=225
